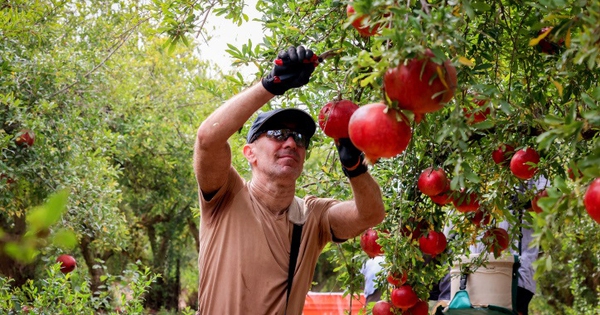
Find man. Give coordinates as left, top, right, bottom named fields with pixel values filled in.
left=193, top=45, right=386, bottom=314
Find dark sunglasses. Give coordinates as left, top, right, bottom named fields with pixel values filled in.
left=256, top=129, right=310, bottom=148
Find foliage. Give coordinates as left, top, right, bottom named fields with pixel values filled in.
left=151, top=0, right=600, bottom=313
left=0, top=262, right=162, bottom=314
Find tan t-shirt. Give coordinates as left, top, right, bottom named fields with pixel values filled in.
left=196, top=167, right=339, bottom=315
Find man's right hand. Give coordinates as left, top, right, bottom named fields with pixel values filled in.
left=262, top=46, right=317, bottom=95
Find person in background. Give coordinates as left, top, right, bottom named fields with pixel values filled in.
left=193, top=45, right=386, bottom=315
left=360, top=256, right=385, bottom=304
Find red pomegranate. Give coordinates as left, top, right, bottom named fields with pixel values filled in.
left=464, top=97, right=490, bottom=124
left=15, top=129, right=35, bottom=147
left=318, top=99, right=359, bottom=140
left=387, top=270, right=408, bottom=287
left=418, top=230, right=447, bottom=257
left=400, top=218, right=428, bottom=241
left=452, top=191, right=480, bottom=213
left=483, top=228, right=510, bottom=255
left=346, top=4, right=381, bottom=37
left=470, top=208, right=492, bottom=227
left=417, top=167, right=449, bottom=197
left=384, top=49, right=457, bottom=114
left=56, top=254, right=77, bottom=274
left=567, top=166, right=583, bottom=180
left=360, top=228, right=383, bottom=258
left=510, top=148, right=540, bottom=180
left=531, top=189, right=548, bottom=213
left=584, top=178, right=600, bottom=224
left=403, top=300, right=429, bottom=315
left=391, top=285, right=419, bottom=311
left=372, top=300, right=395, bottom=315
left=430, top=190, right=453, bottom=205
left=492, top=144, right=515, bottom=165
left=348, top=103, right=412, bottom=163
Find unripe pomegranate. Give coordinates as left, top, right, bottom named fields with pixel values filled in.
left=510, top=148, right=540, bottom=180
left=417, top=167, right=449, bottom=197
left=584, top=178, right=600, bottom=224
left=348, top=103, right=412, bottom=163
left=391, top=285, right=418, bottom=311
left=384, top=49, right=457, bottom=114
left=318, top=99, right=359, bottom=140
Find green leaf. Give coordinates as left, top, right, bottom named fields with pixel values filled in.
left=52, top=229, right=78, bottom=249
left=26, top=189, right=70, bottom=231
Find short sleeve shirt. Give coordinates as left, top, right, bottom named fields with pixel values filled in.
left=196, top=167, right=339, bottom=315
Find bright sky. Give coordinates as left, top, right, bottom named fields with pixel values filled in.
left=196, top=0, right=263, bottom=76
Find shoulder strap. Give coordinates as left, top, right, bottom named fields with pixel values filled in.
left=285, top=223, right=303, bottom=314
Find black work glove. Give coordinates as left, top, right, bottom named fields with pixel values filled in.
left=335, top=138, right=368, bottom=178
left=262, top=46, right=317, bottom=95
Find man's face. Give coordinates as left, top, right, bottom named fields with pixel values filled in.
left=245, top=129, right=308, bottom=180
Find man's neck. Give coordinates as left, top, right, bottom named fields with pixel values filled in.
left=249, top=176, right=296, bottom=215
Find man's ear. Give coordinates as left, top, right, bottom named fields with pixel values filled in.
left=243, top=144, right=256, bottom=163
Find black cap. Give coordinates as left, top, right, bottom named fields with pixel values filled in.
left=246, top=108, right=316, bottom=143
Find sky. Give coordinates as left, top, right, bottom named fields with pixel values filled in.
left=196, top=0, right=263, bottom=76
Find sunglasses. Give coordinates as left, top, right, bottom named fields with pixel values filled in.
left=256, top=129, right=310, bottom=148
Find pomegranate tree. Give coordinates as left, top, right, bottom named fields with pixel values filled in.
left=348, top=103, right=412, bottom=163
left=318, top=99, right=359, bottom=140
left=360, top=228, right=383, bottom=258
left=417, top=167, right=449, bottom=197
left=510, top=148, right=540, bottom=180
left=384, top=49, right=457, bottom=114
left=584, top=178, right=600, bottom=224
left=391, top=285, right=418, bottom=311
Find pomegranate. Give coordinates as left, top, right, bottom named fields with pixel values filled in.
left=15, top=129, right=35, bottom=147
left=402, top=300, right=429, bottom=315
left=584, top=178, right=600, bottom=224
left=417, top=167, right=449, bottom=197
left=418, top=230, right=447, bottom=257
left=56, top=254, right=77, bottom=274
left=470, top=208, right=492, bottom=227
left=346, top=4, right=381, bottom=37
left=452, top=191, right=480, bottom=213
left=567, top=166, right=583, bottom=180
left=531, top=189, right=548, bottom=213
left=372, top=300, right=395, bottom=315
left=537, top=27, right=564, bottom=55
left=391, top=285, right=418, bottom=311
left=463, top=97, right=490, bottom=124
left=400, top=218, right=428, bottom=241
left=492, top=144, right=515, bottom=165
left=348, top=103, right=412, bottom=163
left=318, top=99, right=359, bottom=139
left=483, top=228, right=510, bottom=255
left=384, top=49, right=457, bottom=114
left=430, top=190, right=453, bottom=205
left=510, top=148, right=540, bottom=180
left=387, top=270, right=408, bottom=287
left=360, top=228, right=383, bottom=258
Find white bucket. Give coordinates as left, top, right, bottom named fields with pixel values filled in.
left=449, top=253, right=517, bottom=310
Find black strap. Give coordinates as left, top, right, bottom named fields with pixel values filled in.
left=285, top=224, right=303, bottom=314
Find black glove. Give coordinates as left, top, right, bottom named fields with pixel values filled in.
left=336, top=138, right=368, bottom=178
left=262, top=46, right=317, bottom=95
